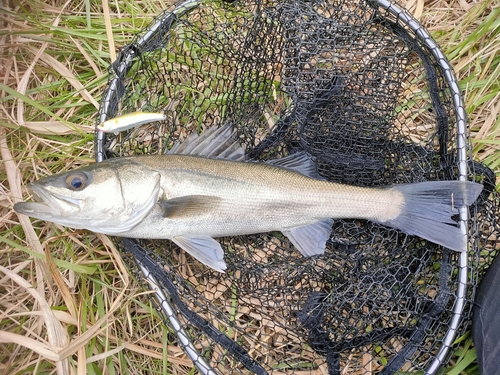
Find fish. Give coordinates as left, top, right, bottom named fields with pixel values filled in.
left=14, top=125, right=483, bottom=272
left=97, top=112, right=167, bottom=134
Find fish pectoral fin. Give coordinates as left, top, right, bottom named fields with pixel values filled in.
left=159, top=195, right=222, bottom=218
left=171, top=236, right=226, bottom=272
left=282, top=219, right=334, bottom=257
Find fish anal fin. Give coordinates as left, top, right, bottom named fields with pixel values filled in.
left=159, top=195, right=222, bottom=218
left=172, top=236, right=226, bottom=272
left=282, top=219, right=334, bottom=257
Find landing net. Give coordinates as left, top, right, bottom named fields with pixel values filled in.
left=96, top=0, right=499, bottom=373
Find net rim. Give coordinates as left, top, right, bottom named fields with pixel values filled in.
left=372, top=1, right=469, bottom=372
left=95, top=0, right=471, bottom=373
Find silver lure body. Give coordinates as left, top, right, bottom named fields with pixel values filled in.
left=97, top=112, right=167, bottom=134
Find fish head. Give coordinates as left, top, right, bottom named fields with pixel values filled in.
left=14, top=159, right=161, bottom=234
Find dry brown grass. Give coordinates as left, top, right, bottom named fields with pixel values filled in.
left=0, top=0, right=498, bottom=374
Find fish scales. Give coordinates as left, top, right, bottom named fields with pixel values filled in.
left=122, top=154, right=401, bottom=239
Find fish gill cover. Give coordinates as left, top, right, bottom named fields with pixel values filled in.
left=96, top=0, right=499, bottom=374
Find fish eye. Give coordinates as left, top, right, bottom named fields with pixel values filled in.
left=65, top=172, right=88, bottom=191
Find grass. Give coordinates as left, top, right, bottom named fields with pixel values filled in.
left=419, top=0, right=500, bottom=190
left=0, top=0, right=498, bottom=374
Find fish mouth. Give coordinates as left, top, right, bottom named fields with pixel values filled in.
left=13, top=183, right=80, bottom=217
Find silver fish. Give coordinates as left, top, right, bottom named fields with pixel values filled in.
left=14, top=126, right=483, bottom=272
left=97, top=112, right=167, bottom=134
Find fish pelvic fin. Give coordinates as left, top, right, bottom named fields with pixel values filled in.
left=382, top=181, right=483, bottom=252
left=171, top=236, right=226, bottom=272
left=282, top=218, right=334, bottom=257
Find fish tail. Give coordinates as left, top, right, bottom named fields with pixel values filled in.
left=381, top=181, right=483, bottom=252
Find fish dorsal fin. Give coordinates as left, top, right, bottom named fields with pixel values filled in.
left=168, top=125, right=245, bottom=161
left=159, top=195, right=222, bottom=218
left=171, top=236, right=227, bottom=272
left=282, top=218, right=334, bottom=257
left=265, top=152, right=325, bottom=180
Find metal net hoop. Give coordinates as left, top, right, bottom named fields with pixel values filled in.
left=95, top=0, right=498, bottom=374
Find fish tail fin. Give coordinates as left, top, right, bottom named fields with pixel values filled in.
left=382, top=181, right=483, bottom=252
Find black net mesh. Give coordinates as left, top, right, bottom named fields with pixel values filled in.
left=95, top=0, right=500, bottom=373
